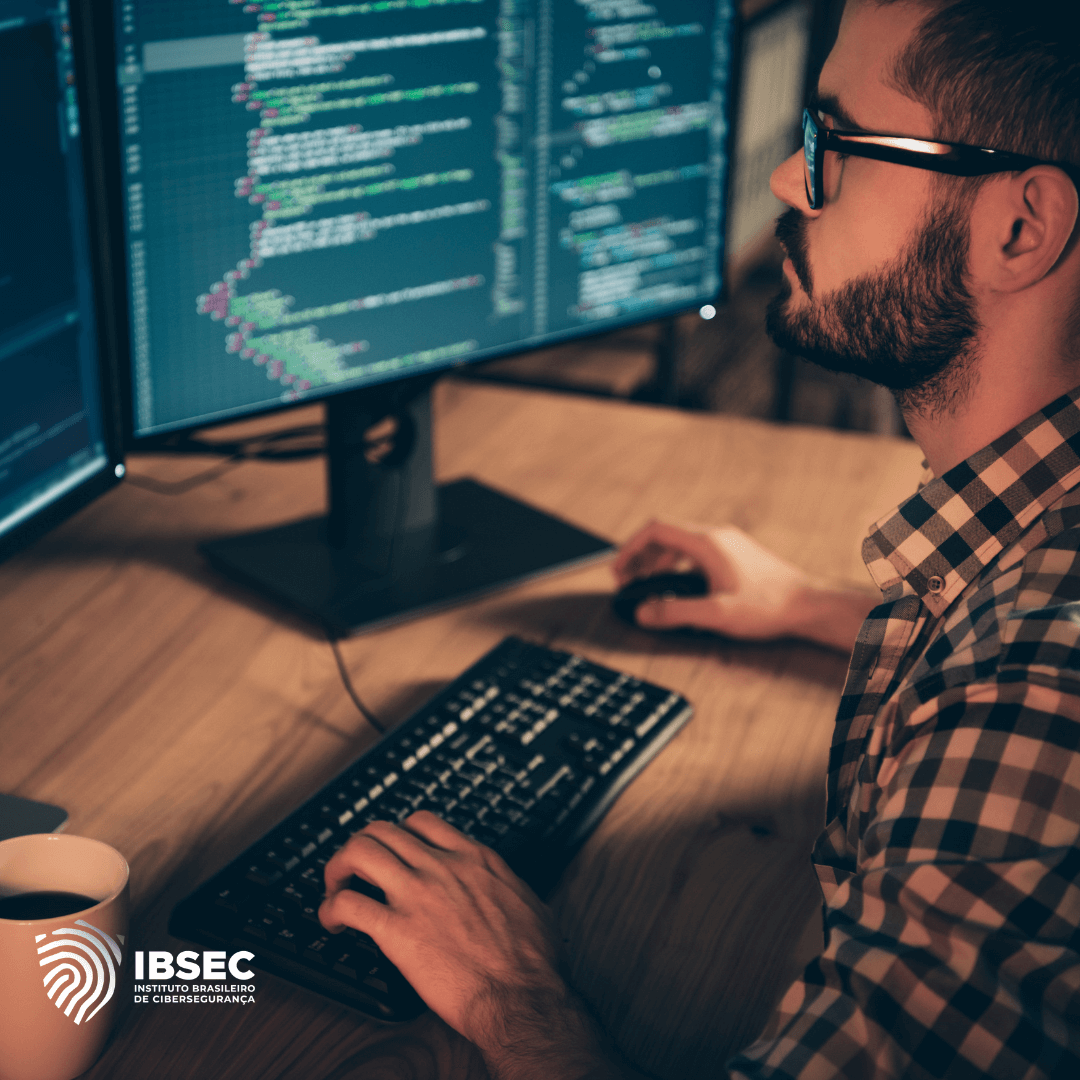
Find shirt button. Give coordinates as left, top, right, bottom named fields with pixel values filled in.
left=927, top=575, right=945, bottom=593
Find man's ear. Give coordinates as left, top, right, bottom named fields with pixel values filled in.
left=969, top=167, right=1079, bottom=293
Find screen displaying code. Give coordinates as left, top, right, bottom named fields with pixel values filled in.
left=0, top=1, right=109, bottom=541
left=114, top=0, right=736, bottom=435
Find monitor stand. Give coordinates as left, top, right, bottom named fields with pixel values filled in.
left=200, top=376, right=613, bottom=636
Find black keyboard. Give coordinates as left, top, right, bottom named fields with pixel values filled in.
left=170, top=637, right=692, bottom=1022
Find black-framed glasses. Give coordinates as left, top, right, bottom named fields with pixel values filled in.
left=801, top=107, right=1079, bottom=209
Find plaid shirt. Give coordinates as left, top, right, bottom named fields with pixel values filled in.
left=729, top=389, right=1080, bottom=1078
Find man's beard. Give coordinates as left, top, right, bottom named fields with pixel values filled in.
left=765, top=199, right=981, bottom=416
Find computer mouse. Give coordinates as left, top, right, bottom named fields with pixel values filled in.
left=611, top=571, right=710, bottom=626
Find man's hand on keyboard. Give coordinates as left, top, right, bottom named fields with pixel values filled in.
left=614, top=519, right=875, bottom=653
left=320, top=811, right=633, bottom=1080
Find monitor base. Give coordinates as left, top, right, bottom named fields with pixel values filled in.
left=201, top=478, right=612, bottom=636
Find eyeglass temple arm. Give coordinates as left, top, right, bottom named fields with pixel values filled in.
left=825, top=130, right=1078, bottom=182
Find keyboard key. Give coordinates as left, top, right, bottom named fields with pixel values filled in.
left=387, top=790, right=425, bottom=811
left=634, top=709, right=668, bottom=738
left=430, top=792, right=459, bottom=814
left=445, top=779, right=473, bottom=800
left=443, top=810, right=473, bottom=832
left=498, top=761, right=529, bottom=783
left=457, top=797, right=489, bottom=820
left=273, top=928, right=298, bottom=952
left=473, top=751, right=503, bottom=775
left=245, top=865, right=282, bottom=887
left=533, top=763, right=575, bottom=798
left=283, top=836, right=317, bottom=858
left=243, top=915, right=277, bottom=940
left=266, top=849, right=300, bottom=872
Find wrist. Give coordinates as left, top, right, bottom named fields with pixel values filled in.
left=788, top=581, right=878, bottom=653
left=473, top=982, right=631, bottom=1080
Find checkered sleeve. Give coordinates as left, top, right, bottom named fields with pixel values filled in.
left=727, top=674, right=1080, bottom=1078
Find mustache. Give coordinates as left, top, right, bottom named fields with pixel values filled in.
left=775, top=208, right=814, bottom=298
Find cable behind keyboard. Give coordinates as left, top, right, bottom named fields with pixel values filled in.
left=170, top=636, right=692, bottom=1022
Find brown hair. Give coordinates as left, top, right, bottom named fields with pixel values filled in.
left=878, top=1, right=1080, bottom=171
left=877, top=1, right=1080, bottom=347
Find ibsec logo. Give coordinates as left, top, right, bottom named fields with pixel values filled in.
left=35, top=919, right=123, bottom=1026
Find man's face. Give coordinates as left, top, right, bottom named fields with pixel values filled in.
left=765, top=0, right=981, bottom=412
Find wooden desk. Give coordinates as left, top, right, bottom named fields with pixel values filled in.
left=0, top=381, right=923, bottom=1080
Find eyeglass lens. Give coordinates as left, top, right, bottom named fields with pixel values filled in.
left=802, top=109, right=818, bottom=208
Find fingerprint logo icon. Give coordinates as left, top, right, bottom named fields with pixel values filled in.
left=35, top=920, right=123, bottom=1025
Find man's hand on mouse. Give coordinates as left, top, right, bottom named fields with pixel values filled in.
left=614, top=520, right=876, bottom=653
left=319, top=811, right=638, bottom=1080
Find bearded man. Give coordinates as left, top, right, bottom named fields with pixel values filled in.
left=318, top=2, right=1080, bottom=1076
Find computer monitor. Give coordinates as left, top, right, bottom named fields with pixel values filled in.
left=75, top=0, right=738, bottom=634
left=0, top=1, right=124, bottom=567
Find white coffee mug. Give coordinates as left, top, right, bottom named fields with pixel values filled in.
left=0, top=834, right=129, bottom=1080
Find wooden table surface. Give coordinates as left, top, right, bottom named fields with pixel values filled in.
left=0, top=380, right=924, bottom=1080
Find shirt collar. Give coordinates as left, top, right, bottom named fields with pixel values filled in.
left=862, top=385, right=1080, bottom=613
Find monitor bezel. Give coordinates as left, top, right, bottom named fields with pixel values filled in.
left=73, top=0, right=744, bottom=451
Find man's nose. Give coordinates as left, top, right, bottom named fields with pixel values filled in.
left=770, top=147, right=818, bottom=216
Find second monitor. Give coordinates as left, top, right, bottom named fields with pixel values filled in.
left=78, top=0, right=739, bottom=633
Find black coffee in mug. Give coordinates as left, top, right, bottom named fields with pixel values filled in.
left=0, top=890, right=98, bottom=919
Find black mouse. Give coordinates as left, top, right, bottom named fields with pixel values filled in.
left=611, top=571, right=710, bottom=626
